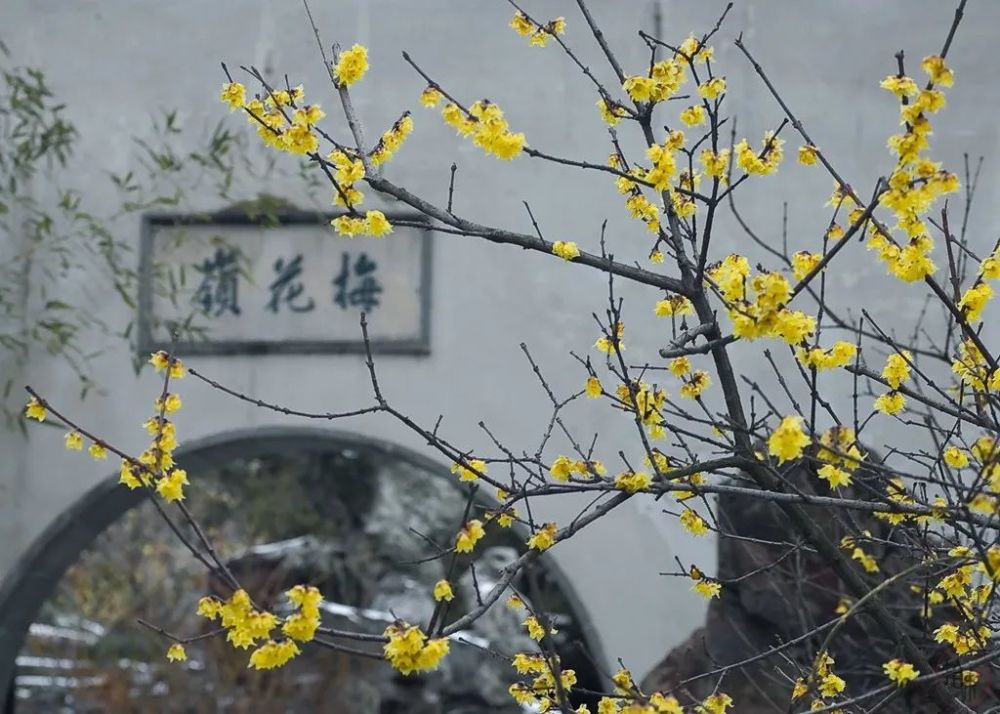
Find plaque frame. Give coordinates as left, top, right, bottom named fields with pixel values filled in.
left=137, top=208, right=432, bottom=357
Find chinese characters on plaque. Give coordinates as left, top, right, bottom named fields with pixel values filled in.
left=139, top=211, right=431, bottom=355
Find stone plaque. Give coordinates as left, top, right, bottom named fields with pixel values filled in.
left=137, top=210, right=431, bottom=355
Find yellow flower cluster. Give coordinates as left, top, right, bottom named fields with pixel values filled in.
left=326, top=148, right=365, bottom=206
left=551, top=240, right=580, bottom=260
left=616, top=380, right=667, bottom=439
left=549, top=455, right=604, bottom=482
left=597, top=97, right=629, bottom=126
left=654, top=294, right=694, bottom=318
left=708, top=257, right=816, bottom=345
left=679, top=508, right=708, bottom=536
left=695, top=693, right=733, bottom=714
left=792, top=652, right=846, bottom=707
left=697, top=77, right=726, bottom=100
left=873, top=350, right=911, bottom=415
left=24, top=396, right=46, bottom=421
left=371, top=112, right=414, bottom=166
left=383, top=623, right=449, bottom=675
left=331, top=210, right=392, bottom=238
left=333, top=44, right=369, bottom=87
left=507, top=653, right=577, bottom=711
left=620, top=184, right=661, bottom=233
left=623, top=56, right=687, bottom=104
left=437, top=100, right=525, bottom=160
left=934, top=622, right=991, bottom=656
left=282, top=584, right=323, bottom=643
left=432, top=579, right=454, bottom=602
left=196, top=588, right=307, bottom=670
left=527, top=522, right=558, bottom=551
left=699, top=148, right=729, bottom=180
left=951, top=338, right=1000, bottom=392
left=509, top=11, right=565, bottom=48
left=767, top=415, right=811, bottom=464
left=679, top=370, right=711, bottom=400
left=790, top=249, right=820, bottom=278
left=796, top=340, right=857, bottom=371
left=814, top=426, right=864, bottom=490
left=595, top=320, right=626, bottom=353
left=883, top=659, right=919, bottom=687
left=451, top=457, right=487, bottom=482
left=113, top=353, right=190, bottom=502
left=869, top=57, right=959, bottom=283
left=689, top=565, right=722, bottom=600
left=239, top=84, right=322, bottom=156
left=166, top=642, right=187, bottom=662
left=957, top=281, right=993, bottom=323
left=614, top=470, right=651, bottom=493
left=668, top=357, right=690, bottom=377
left=523, top=615, right=553, bottom=641
left=797, top=144, right=819, bottom=165
left=455, top=519, right=486, bottom=553
left=734, top=132, right=784, bottom=175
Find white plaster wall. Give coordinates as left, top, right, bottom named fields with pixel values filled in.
left=2, top=0, right=999, bottom=679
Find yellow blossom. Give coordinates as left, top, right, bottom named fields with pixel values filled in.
left=679, top=508, right=708, bottom=536
left=697, top=77, right=726, bottom=99
left=365, top=210, right=393, bottom=237
left=883, top=659, right=918, bottom=687
left=654, top=295, right=694, bottom=317
left=852, top=547, right=879, bottom=573
left=692, top=579, right=721, bottom=599
left=455, top=519, right=485, bottom=553
left=698, top=693, right=733, bottom=714
left=149, top=351, right=185, bottom=378
left=248, top=639, right=300, bottom=670
left=333, top=44, right=369, bottom=87
left=433, top=579, right=454, bottom=602
left=523, top=616, right=547, bottom=641
left=384, top=623, right=449, bottom=675
left=614, top=470, right=651, bottom=493
left=874, top=391, right=906, bottom=415
left=118, top=460, right=144, bottom=490
left=166, top=643, right=187, bottom=662
left=818, top=464, right=852, bottom=490
left=156, top=468, right=189, bottom=503
left=420, top=86, right=442, bottom=108
left=64, top=431, right=83, bottom=450
left=958, top=282, right=992, bottom=322
left=668, top=357, right=691, bottom=378
left=550, top=455, right=574, bottom=482
left=24, top=397, right=46, bottom=421
left=552, top=241, right=580, bottom=260
left=921, top=55, right=954, bottom=87
left=768, top=416, right=811, bottom=464
left=798, top=144, right=819, bottom=165
left=451, top=458, right=486, bottom=482
left=219, top=82, right=246, bottom=110
left=883, top=354, right=915, bottom=389
left=700, top=148, right=730, bottom=178
left=679, top=105, right=706, bottom=127
left=880, top=75, right=918, bottom=98
left=943, top=446, right=969, bottom=468
left=88, top=443, right=108, bottom=461
left=528, top=522, right=558, bottom=551
left=585, top=376, right=603, bottom=398
left=597, top=98, right=627, bottom=126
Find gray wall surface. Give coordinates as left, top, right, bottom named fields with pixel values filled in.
left=2, top=0, right=998, bottom=680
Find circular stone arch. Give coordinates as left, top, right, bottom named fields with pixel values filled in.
left=0, top=425, right=607, bottom=699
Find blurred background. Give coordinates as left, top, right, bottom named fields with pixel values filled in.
left=1, top=1, right=998, bottom=710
